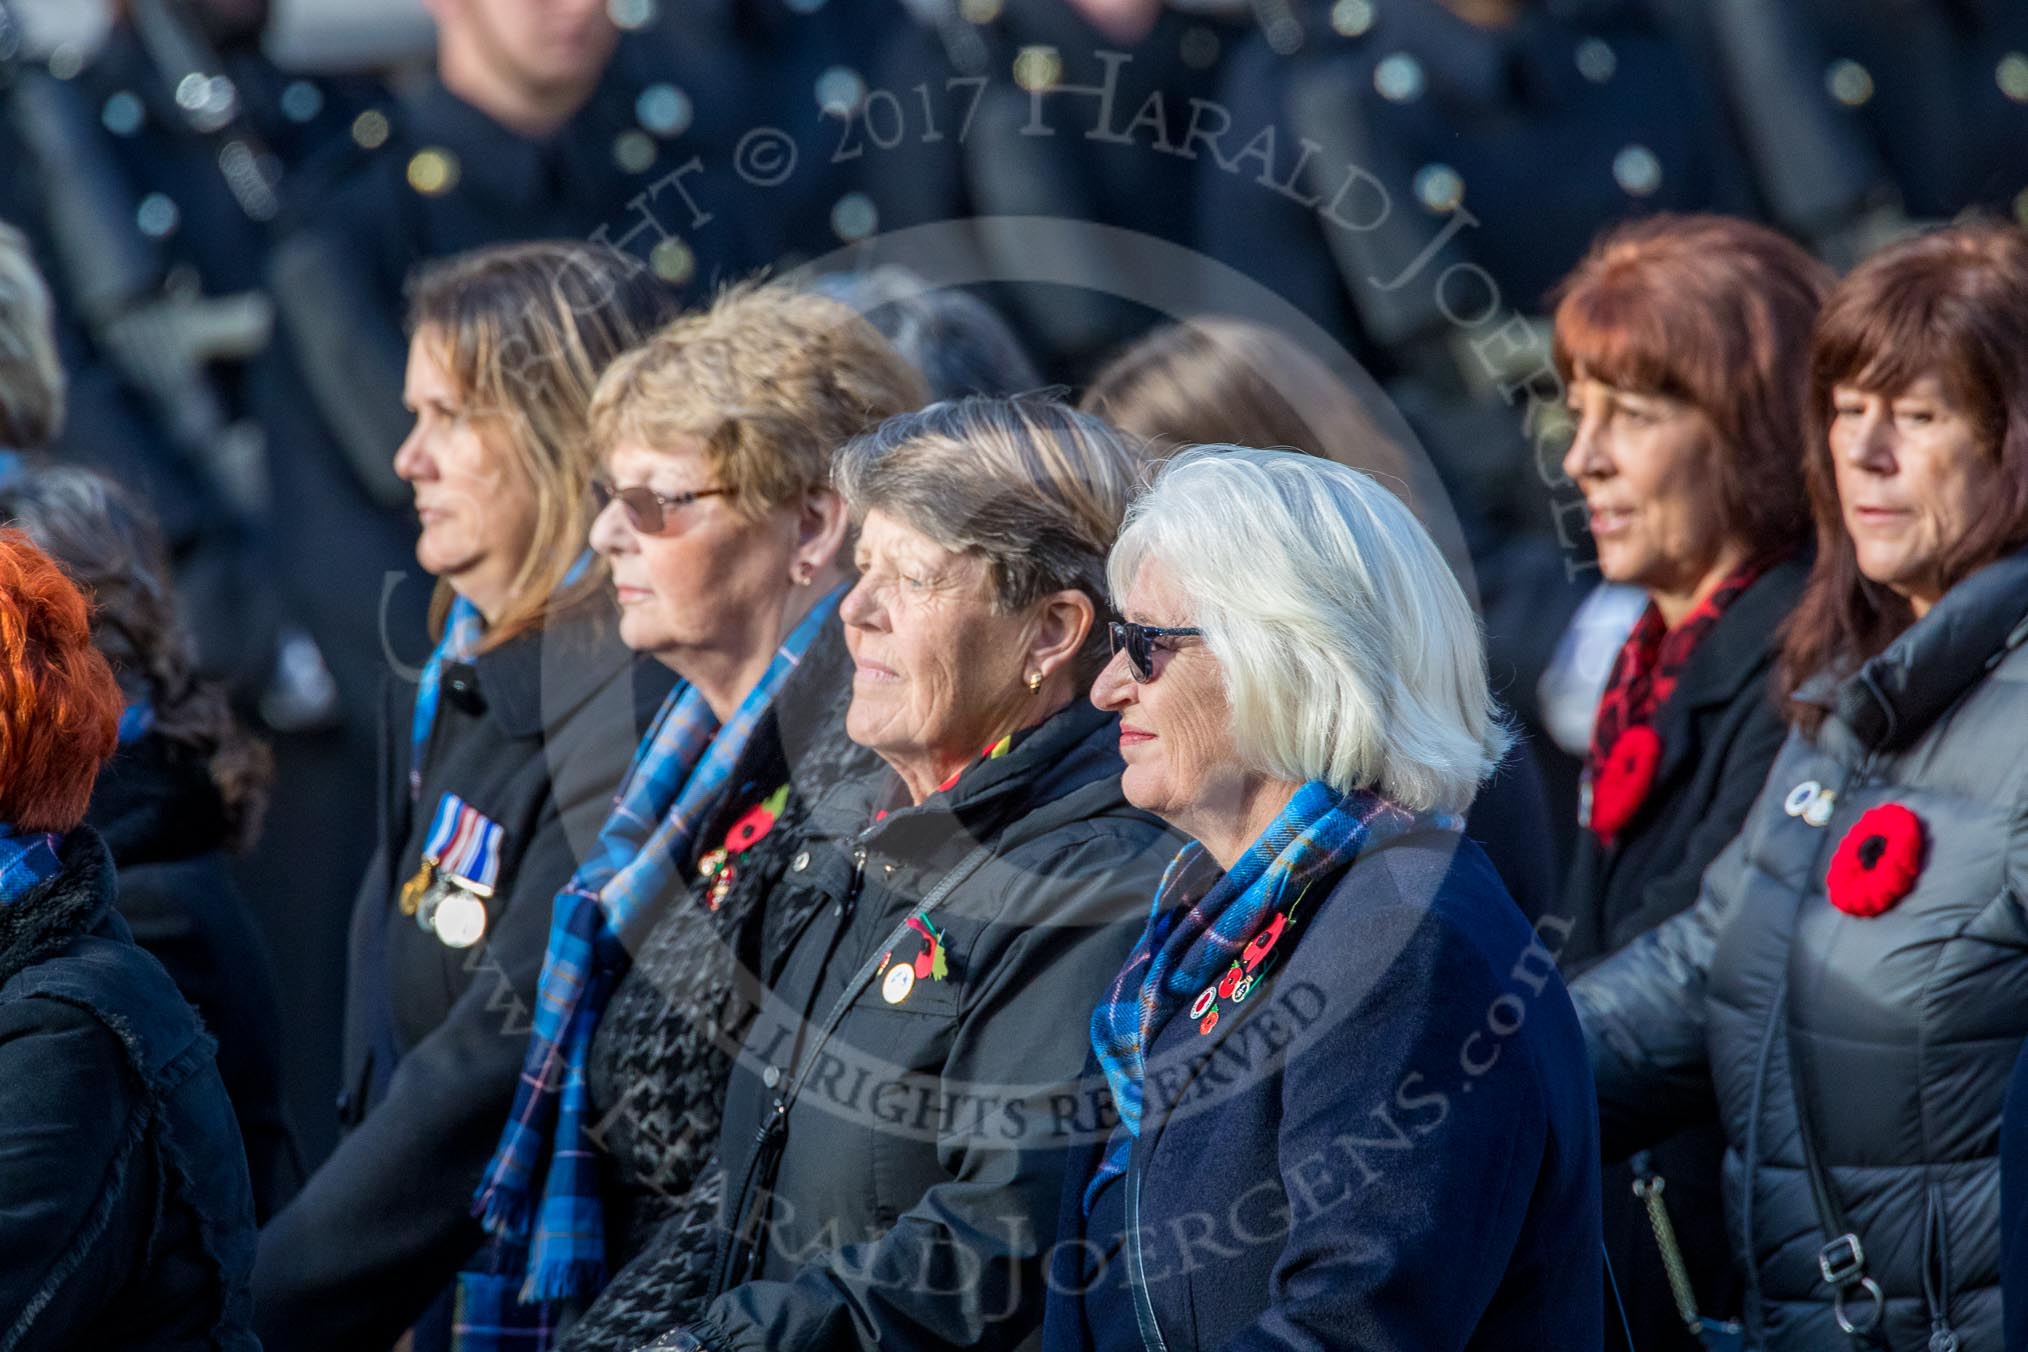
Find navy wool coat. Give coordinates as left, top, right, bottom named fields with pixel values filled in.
left=1044, top=827, right=1603, bottom=1351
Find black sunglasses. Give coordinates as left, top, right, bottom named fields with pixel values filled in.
left=1108, top=621, right=1203, bottom=682
left=590, top=478, right=731, bottom=534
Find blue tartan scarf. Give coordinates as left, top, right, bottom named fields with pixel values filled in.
left=472, top=587, right=841, bottom=1306
left=411, top=595, right=486, bottom=801
left=0, top=825, right=62, bottom=906
left=412, top=555, right=593, bottom=800
left=1084, top=780, right=1455, bottom=1211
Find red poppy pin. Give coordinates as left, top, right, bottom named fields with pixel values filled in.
left=1217, top=960, right=1244, bottom=1000
left=1590, top=725, right=1663, bottom=843
left=1242, top=911, right=1287, bottom=972
left=698, top=784, right=791, bottom=910
left=725, top=784, right=791, bottom=852
left=904, top=912, right=949, bottom=982
left=1825, top=803, right=1925, bottom=918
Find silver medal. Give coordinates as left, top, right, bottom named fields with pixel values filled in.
left=432, top=889, right=489, bottom=949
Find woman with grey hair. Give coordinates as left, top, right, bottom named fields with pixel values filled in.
left=643, top=397, right=1178, bottom=1352
left=1045, top=447, right=1603, bottom=1350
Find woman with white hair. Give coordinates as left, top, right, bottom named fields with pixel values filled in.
left=1044, top=447, right=1603, bottom=1350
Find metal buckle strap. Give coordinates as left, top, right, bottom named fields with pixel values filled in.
left=1780, top=973, right=1886, bottom=1342
left=1819, top=1232, right=1885, bottom=1336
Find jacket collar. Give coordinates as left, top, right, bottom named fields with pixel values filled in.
left=88, top=733, right=233, bottom=865
left=452, top=601, right=651, bottom=742
left=812, top=698, right=1125, bottom=863
left=0, top=828, right=118, bottom=989
left=1667, top=556, right=1810, bottom=711
left=1807, top=544, right=2028, bottom=753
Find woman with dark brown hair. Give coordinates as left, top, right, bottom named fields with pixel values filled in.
left=1577, top=220, right=2028, bottom=1351
left=1550, top=213, right=1829, bottom=1351
left=0, top=462, right=295, bottom=1220
left=1081, top=317, right=1556, bottom=921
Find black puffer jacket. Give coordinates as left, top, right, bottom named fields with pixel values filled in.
left=1576, top=546, right=2028, bottom=1350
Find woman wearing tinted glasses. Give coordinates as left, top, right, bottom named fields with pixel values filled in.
left=1044, top=447, right=1603, bottom=1351
left=474, top=283, right=926, bottom=1350
left=253, top=242, right=676, bottom=1352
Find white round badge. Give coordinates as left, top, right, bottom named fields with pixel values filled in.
left=1803, top=790, right=1838, bottom=828
left=1784, top=781, right=1822, bottom=818
left=432, top=892, right=489, bottom=949
left=882, top=964, right=916, bottom=1005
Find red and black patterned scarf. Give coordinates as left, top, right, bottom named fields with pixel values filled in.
left=1586, top=558, right=1771, bottom=838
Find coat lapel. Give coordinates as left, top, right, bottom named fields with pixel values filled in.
left=1645, top=557, right=1808, bottom=795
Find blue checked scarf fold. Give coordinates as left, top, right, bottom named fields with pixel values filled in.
left=1084, top=780, right=1457, bottom=1211
left=472, top=587, right=841, bottom=1306
left=412, top=555, right=594, bottom=800
left=411, top=595, right=487, bottom=801
left=0, top=824, right=62, bottom=906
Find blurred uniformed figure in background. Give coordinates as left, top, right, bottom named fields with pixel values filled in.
left=861, top=0, right=1251, bottom=378
left=1, top=0, right=373, bottom=718
left=258, top=0, right=904, bottom=712
left=1195, top=0, right=1755, bottom=840
left=2, top=0, right=389, bottom=1183
left=1650, top=0, right=2028, bottom=258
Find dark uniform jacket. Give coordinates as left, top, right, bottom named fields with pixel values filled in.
left=1577, top=545, right=2028, bottom=1349
left=89, top=729, right=300, bottom=1222
left=686, top=697, right=1179, bottom=1351
left=253, top=602, right=673, bottom=1350
left=1043, top=831, right=1602, bottom=1351
left=864, top=0, right=1250, bottom=378
left=0, top=829, right=259, bottom=1350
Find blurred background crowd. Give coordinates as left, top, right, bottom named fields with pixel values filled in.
left=1, top=0, right=2027, bottom=1346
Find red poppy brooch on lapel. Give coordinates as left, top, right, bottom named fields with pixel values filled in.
left=1590, top=725, right=1663, bottom=844
left=1824, top=804, right=1925, bottom=918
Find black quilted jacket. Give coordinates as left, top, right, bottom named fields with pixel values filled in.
left=1575, top=546, right=2028, bottom=1350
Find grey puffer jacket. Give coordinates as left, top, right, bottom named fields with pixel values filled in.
left=1575, top=545, right=2028, bottom=1351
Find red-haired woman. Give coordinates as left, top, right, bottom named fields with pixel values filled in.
left=0, top=530, right=258, bottom=1347
left=1552, top=216, right=1827, bottom=1349
left=1580, top=221, right=2028, bottom=1350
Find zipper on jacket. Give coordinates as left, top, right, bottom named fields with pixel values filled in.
left=1921, top=1180, right=1958, bottom=1351
left=726, top=835, right=873, bottom=1289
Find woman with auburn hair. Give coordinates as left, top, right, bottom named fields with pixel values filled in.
left=254, top=241, right=678, bottom=1352
left=1579, top=221, right=2028, bottom=1350
left=1080, top=316, right=1558, bottom=922
left=1548, top=215, right=1829, bottom=1349
left=0, top=530, right=259, bottom=1348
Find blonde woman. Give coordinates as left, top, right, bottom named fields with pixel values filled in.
left=254, top=242, right=676, bottom=1352
left=473, top=282, right=929, bottom=1349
